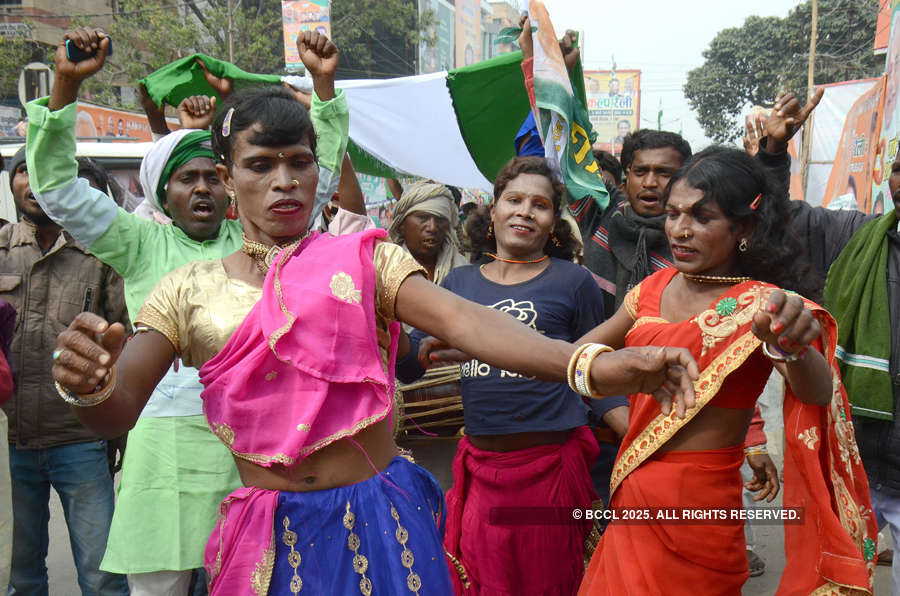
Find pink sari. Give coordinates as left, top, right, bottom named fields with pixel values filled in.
left=198, top=229, right=403, bottom=593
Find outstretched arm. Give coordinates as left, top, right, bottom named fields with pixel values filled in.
left=396, top=274, right=699, bottom=417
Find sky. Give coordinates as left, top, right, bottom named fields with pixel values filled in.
left=536, top=0, right=804, bottom=150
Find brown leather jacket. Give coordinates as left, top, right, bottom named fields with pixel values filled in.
left=0, top=220, right=130, bottom=449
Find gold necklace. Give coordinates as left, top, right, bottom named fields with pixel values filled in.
left=682, top=272, right=751, bottom=284
left=485, top=252, right=549, bottom=264
left=241, top=232, right=307, bottom=273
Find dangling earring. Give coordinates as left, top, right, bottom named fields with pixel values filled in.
left=487, top=221, right=494, bottom=240
left=228, top=191, right=238, bottom=216
left=738, top=238, right=748, bottom=252
left=550, top=231, right=562, bottom=248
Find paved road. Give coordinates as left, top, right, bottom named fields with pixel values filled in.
left=45, top=438, right=891, bottom=594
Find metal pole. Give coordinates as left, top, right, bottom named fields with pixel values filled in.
left=226, top=0, right=234, bottom=63
left=801, top=0, right=817, bottom=195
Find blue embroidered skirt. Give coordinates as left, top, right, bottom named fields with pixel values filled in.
left=268, top=457, right=453, bottom=595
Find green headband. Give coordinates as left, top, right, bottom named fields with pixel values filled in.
left=156, top=130, right=216, bottom=210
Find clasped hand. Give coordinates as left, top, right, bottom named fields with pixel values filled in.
left=52, top=313, right=125, bottom=395
left=751, top=290, right=820, bottom=356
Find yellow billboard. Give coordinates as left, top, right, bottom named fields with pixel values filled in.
left=584, top=69, right=641, bottom=156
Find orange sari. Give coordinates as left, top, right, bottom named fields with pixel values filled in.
left=579, top=268, right=876, bottom=596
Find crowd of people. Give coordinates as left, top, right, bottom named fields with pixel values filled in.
left=0, top=17, right=895, bottom=596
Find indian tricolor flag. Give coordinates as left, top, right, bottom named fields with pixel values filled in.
left=141, top=2, right=606, bottom=201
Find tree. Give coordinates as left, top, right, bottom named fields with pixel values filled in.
left=3, top=0, right=435, bottom=109
left=77, top=0, right=284, bottom=107
left=330, top=0, right=435, bottom=78
left=76, top=0, right=207, bottom=107
left=0, top=23, right=54, bottom=101
left=685, top=0, right=883, bottom=143
left=183, top=0, right=286, bottom=74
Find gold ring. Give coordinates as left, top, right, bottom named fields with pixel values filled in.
left=291, top=179, right=299, bottom=187
left=52, top=348, right=63, bottom=362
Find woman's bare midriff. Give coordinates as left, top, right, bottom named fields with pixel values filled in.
left=468, top=429, right=572, bottom=452
left=234, top=418, right=399, bottom=491
left=659, top=405, right=753, bottom=452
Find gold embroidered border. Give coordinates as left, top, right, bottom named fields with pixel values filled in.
left=808, top=581, right=871, bottom=595
left=623, top=284, right=641, bottom=319
left=210, top=421, right=295, bottom=466
left=134, top=306, right=180, bottom=354
left=208, top=488, right=260, bottom=589
left=626, top=316, right=669, bottom=337
left=281, top=515, right=302, bottom=593
left=389, top=502, right=422, bottom=595
left=343, top=501, right=373, bottom=595
left=609, top=329, right=762, bottom=497
left=444, top=550, right=470, bottom=589
left=250, top=529, right=276, bottom=595
left=378, top=252, right=426, bottom=322
left=268, top=241, right=303, bottom=362
left=296, top=402, right=392, bottom=459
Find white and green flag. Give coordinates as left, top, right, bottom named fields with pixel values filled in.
left=142, top=11, right=606, bottom=201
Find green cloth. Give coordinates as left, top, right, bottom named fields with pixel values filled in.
left=139, top=57, right=349, bottom=177
left=156, top=130, right=215, bottom=208
left=824, top=211, right=898, bottom=420
left=101, top=416, right=241, bottom=573
left=139, top=53, right=282, bottom=108
left=446, top=51, right=531, bottom=184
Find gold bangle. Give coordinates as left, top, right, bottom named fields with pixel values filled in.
left=744, top=446, right=768, bottom=457
left=567, top=344, right=591, bottom=393
left=55, top=366, right=117, bottom=408
left=582, top=344, right=614, bottom=398
left=571, top=343, right=614, bottom=398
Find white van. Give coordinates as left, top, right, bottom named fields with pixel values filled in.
left=0, top=141, right=153, bottom=223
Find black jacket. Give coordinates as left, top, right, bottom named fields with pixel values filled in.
left=759, top=145, right=900, bottom=494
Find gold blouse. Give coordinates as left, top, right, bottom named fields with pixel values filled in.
left=135, top=241, right=425, bottom=369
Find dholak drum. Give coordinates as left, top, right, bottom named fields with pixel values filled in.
left=397, top=365, right=464, bottom=437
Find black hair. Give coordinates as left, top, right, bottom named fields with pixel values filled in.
left=211, top=86, right=317, bottom=170
left=76, top=157, right=109, bottom=192
left=592, top=149, right=622, bottom=185
left=620, top=129, right=692, bottom=170
left=665, top=145, right=822, bottom=301
left=446, top=185, right=462, bottom=207
left=468, top=156, right=578, bottom=261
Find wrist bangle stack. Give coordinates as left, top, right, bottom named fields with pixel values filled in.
left=55, top=366, right=117, bottom=407
left=744, top=445, right=768, bottom=457
left=762, top=342, right=807, bottom=363
left=567, top=343, right=614, bottom=398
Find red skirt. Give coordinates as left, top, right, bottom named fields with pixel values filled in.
left=444, top=426, right=599, bottom=595
left=579, top=445, right=747, bottom=596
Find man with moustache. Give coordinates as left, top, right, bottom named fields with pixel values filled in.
left=0, top=146, right=130, bottom=595
left=567, top=129, right=691, bottom=316
left=823, top=149, right=900, bottom=593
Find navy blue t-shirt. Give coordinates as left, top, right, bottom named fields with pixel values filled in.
left=439, top=259, right=606, bottom=436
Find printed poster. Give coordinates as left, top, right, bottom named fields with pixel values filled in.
left=871, top=2, right=900, bottom=214
left=822, top=79, right=885, bottom=212
left=583, top=69, right=641, bottom=156
left=282, top=0, right=331, bottom=70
